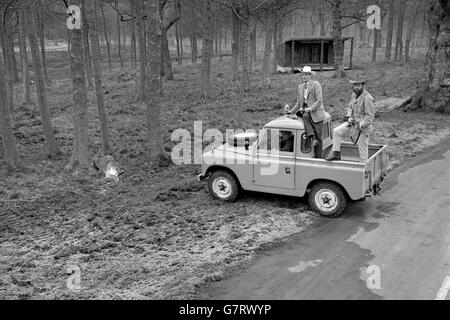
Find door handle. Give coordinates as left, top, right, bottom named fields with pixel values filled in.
left=285, top=167, right=291, bottom=174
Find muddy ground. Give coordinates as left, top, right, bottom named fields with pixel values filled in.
left=1, top=48, right=450, bottom=299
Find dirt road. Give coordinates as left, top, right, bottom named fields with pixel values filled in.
left=197, top=139, right=450, bottom=300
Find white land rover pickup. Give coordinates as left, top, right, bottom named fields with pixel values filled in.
left=197, top=114, right=388, bottom=217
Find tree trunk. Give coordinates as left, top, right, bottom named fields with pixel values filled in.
left=372, top=29, right=380, bottom=62
left=100, top=1, right=112, bottom=69
left=37, top=0, right=50, bottom=84
left=218, top=22, right=222, bottom=61
left=116, top=0, right=124, bottom=68
left=2, top=11, right=20, bottom=85
left=133, top=0, right=147, bottom=101
left=0, top=54, right=23, bottom=170
left=0, top=12, right=16, bottom=114
left=394, top=0, right=408, bottom=61
left=406, top=0, right=450, bottom=113
left=251, top=22, right=257, bottom=66
left=88, top=0, right=111, bottom=154
left=201, top=0, right=212, bottom=98
left=272, top=14, right=279, bottom=73
left=231, top=3, right=240, bottom=81
left=175, top=21, right=182, bottom=64
left=214, top=13, right=218, bottom=58
left=81, top=0, right=93, bottom=89
left=372, top=0, right=380, bottom=63
left=191, top=7, right=198, bottom=63
left=320, top=0, right=326, bottom=36
left=19, top=9, right=31, bottom=106
left=405, top=1, right=421, bottom=62
left=68, top=0, right=89, bottom=168
left=161, top=28, right=174, bottom=80
left=27, top=4, right=61, bottom=157
left=385, top=0, right=395, bottom=60
left=131, top=17, right=137, bottom=68
left=5, top=31, right=19, bottom=83
left=146, top=0, right=164, bottom=161
left=332, top=0, right=345, bottom=78
left=262, top=10, right=273, bottom=88
left=239, top=15, right=252, bottom=101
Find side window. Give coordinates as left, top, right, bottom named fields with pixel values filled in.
left=278, top=130, right=294, bottom=153
left=301, top=132, right=312, bottom=154
left=257, top=129, right=294, bottom=154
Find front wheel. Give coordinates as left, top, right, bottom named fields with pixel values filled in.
left=208, top=170, right=240, bottom=202
left=308, top=182, right=348, bottom=218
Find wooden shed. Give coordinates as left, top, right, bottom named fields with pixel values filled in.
left=277, top=36, right=354, bottom=71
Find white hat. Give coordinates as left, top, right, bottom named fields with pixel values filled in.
left=301, top=66, right=313, bottom=73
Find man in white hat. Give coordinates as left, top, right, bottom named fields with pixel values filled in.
left=326, top=73, right=375, bottom=162
left=285, top=66, right=328, bottom=158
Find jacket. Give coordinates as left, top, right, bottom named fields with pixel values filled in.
left=346, top=90, right=375, bottom=135
left=290, top=80, right=327, bottom=123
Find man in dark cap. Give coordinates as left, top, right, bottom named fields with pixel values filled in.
left=326, top=73, right=375, bottom=162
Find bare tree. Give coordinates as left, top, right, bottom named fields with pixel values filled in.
left=26, top=2, right=61, bottom=157
left=146, top=0, right=164, bottom=161
left=68, top=0, right=90, bottom=168
left=190, top=6, right=198, bottom=63
left=132, top=0, right=147, bottom=101
left=385, top=0, right=395, bottom=60
left=394, top=0, right=408, bottom=61
left=116, top=0, right=124, bottom=68
left=405, top=0, right=422, bottom=62
left=88, top=0, right=111, bottom=154
left=19, top=9, right=31, bottom=105
left=0, top=9, right=16, bottom=114
left=36, top=0, right=50, bottom=84
left=100, top=0, right=112, bottom=69
left=231, top=0, right=241, bottom=81
left=262, top=9, right=273, bottom=88
left=175, top=19, right=182, bottom=64
left=131, top=16, right=137, bottom=67
left=160, top=0, right=181, bottom=80
left=332, top=0, right=345, bottom=77
left=81, top=0, right=93, bottom=88
left=0, top=53, right=23, bottom=170
left=201, top=0, right=212, bottom=98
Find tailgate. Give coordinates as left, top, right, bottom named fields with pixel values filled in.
left=364, top=145, right=388, bottom=196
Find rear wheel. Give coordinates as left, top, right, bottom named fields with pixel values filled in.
left=208, top=170, right=240, bottom=202
left=308, top=182, right=348, bottom=218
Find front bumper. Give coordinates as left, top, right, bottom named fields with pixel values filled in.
left=197, top=173, right=208, bottom=181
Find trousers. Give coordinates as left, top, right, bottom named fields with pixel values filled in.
left=302, top=113, right=323, bottom=158
left=332, top=122, right=369, bottom=162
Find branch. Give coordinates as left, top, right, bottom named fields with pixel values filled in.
left=341, top=19, right=363, bottom=30
left=108, top=1, right=135, bottom=22
left=228, top=0, right=248, bottom=26
left=161, top=0, right=181, bottom=31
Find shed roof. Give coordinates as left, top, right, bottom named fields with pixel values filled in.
left=281, top=36, right=353, bottom=44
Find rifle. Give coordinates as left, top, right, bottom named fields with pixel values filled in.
left=347, top=119, right=362, bottom=145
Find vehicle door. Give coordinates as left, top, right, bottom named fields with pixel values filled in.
left=253, top=128, right=296, bottom=189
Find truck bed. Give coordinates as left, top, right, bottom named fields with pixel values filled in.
left=309, top=142, right=388, bottom=199
left=323, top=143, right=384, bottom=163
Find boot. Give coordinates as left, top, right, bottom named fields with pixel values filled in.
left=326, top=151, right=341, bottom=161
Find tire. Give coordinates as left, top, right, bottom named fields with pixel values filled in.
left=208, top=170, right=240, bottom=202
left=308, top=182, right=348, bottom=218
